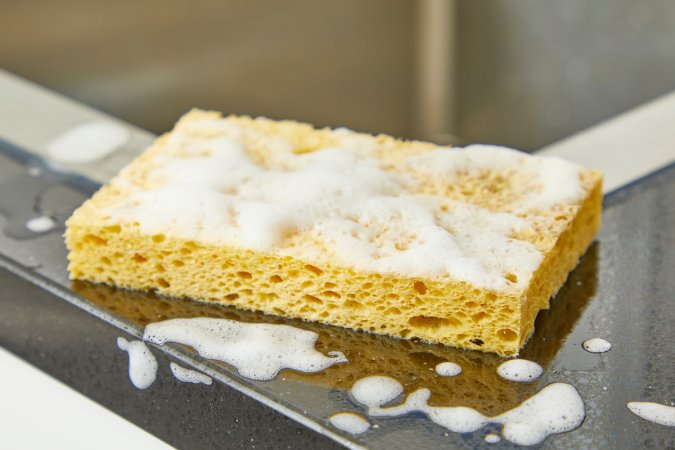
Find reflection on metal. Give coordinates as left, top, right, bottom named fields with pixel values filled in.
left=0, top=69, right=153, bottom=184
left=415, top=0, right=457, bottom=145
left=520, top=244, right=598, bottom=363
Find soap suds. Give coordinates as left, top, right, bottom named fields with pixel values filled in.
left=117, top=337, right=157, bottom=389
left=169, top=362, right=212, bottom=385
left=351, top=376, right=585, bottom=446
left=484, top=433, right=501, bottom=443
left=26, top=216, right=56, bottom=233
left=435, top=362, right=462, bottom=377
left=404, top=144, right=584, bottom=210
left=328, top=412, right=371, bottom=435
left=102, top=117, right=587, bottom=290
left=143, top=318, right=347, bottom=381
left=496, top=359, right=543, bottom=382
left=48, top=121, right=129, bottom=164
left=351, top=375, right=404, bottom=408
left=582, top=338, right=612, bottom=353
left=627, top=402, right=675, bottom=427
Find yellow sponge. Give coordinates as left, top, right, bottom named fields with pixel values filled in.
left=65, top=110, right=602, bottom=356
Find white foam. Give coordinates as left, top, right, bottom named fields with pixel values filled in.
left=102, top=117, right=583, bottom=290
left=352, top=377, right=585, bottom=446
left=117, top=337, right=157, bottom=390
left=484, top=433, right=501, bottom=443
left=143, top=318, right=347, bottom=381
left=627, top=402, right=675, bottom=427
left=496, top=359, right=543, bottom=382
left=328, top=412, right=371, bottom=435
left=48, top=121, right=129, bottom=164
left=435, top=362, right=462, bottom=377
left=169, top=362, right=212, bottom=385
left=351, top=376, right=404, bottom=408
left=26, top=216, right=56, bottom=233
left=494, top=383, right=585, bottom=446
left=404, top=144, right=584, bottom=210
left=582, top=338, right=612, bottom=353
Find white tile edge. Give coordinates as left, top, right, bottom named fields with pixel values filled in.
left=0, top=345, right=175, bottom=450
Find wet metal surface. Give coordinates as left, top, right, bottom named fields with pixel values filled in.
left=0, top=139, right=673, bottom=449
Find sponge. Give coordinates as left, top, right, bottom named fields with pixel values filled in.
left=65, top=110, right=602, bottom=355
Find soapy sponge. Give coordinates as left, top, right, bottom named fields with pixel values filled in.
left=65, top=110, right=602, bottom=355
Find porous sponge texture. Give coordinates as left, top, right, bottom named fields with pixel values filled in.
left=66, top=110, right=602, bottom=356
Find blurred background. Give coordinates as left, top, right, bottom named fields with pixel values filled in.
left=1, top=0, right=674, bottom=151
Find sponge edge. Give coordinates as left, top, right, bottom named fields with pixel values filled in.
left=65, top=109, right=603, bottom=356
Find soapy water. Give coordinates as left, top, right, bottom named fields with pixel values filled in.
left=144, top=318, right=347, bottom=381
left=582, top=338, right=612, bottom=353
left=120, top=317, right=346, bottom=388
left=328, top=412, right=371, bottom=435
left=169, top=362, right=212, bottom=385
left=627, top=402, right=675, bottom=427
left=25, top=216, right=56, bottom=233
left=117, top=309, right=594, bottom=446
left=435, top=362, right=462, bottom=377
left=351, top=375, right=585, bottom=446
left=484, top=433, right=501, bottom=443
left=117, top=337, right=158, bottom=389
left=351, top=376, right=404, bottom=408
left=496, top=359, right=543, bottom=382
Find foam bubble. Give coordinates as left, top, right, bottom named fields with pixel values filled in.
left=427, top=403, right=489, bottom=433
left=169, top=362, right=212, bottom=385
left=26, top=216, right=56, bottom=233
left=496, top=359, right=543, bottom=382
left=117, top=337, right=157, bottom=389
left=484, top=433, right=501, bottom=444
left=143, top=318, right=347, bottom=381
left=495, top=383, right=585, bottom=445
left=582, top=338, right=612, bottom=353
left=328, top=412, right=371, bottom=435
left=351, top=376, right=403, bottom=408
left=627, top=402, right=675, bottom=427
left=435, top=362, right=462, bottom=377
left=353, top=377, right=585, bottom=446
